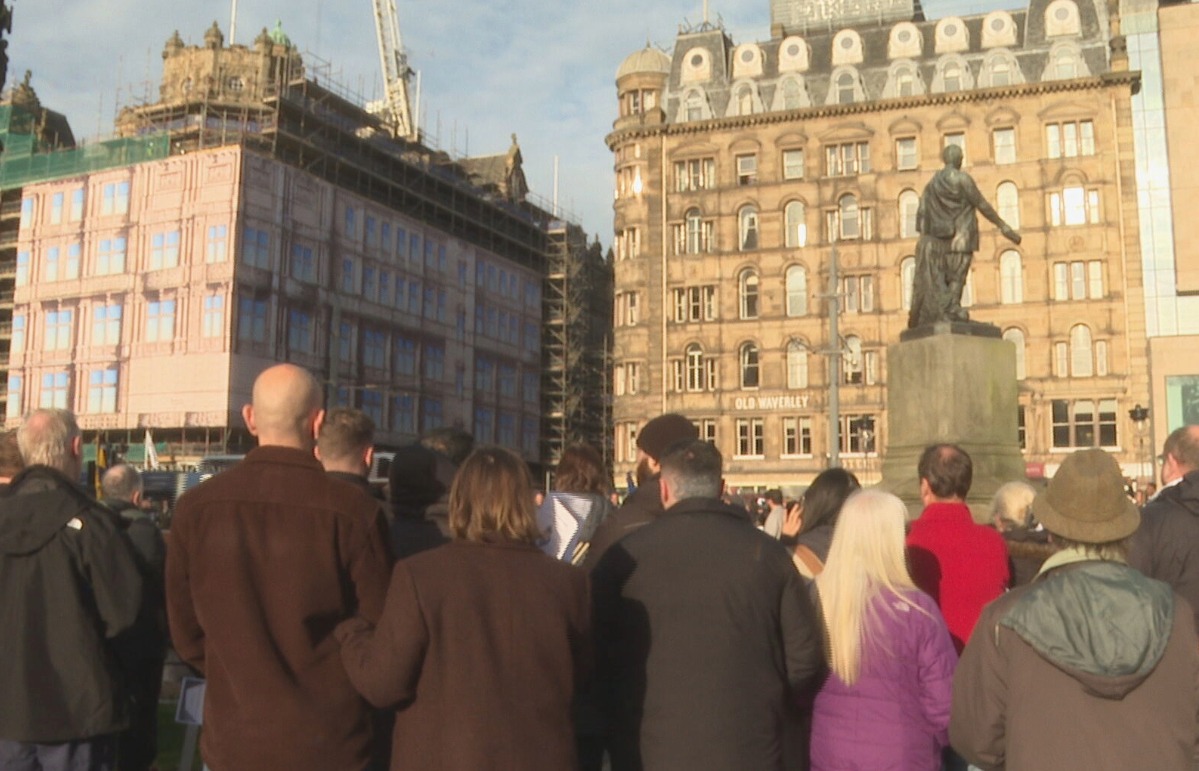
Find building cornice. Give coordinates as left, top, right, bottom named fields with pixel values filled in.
left=604, top=70, right=1141, bottom=149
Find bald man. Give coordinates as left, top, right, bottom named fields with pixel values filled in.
left=166, top=364, right=392, bottom=771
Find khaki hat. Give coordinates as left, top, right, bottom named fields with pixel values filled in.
left=1031, top=448, right=1139, bottom=543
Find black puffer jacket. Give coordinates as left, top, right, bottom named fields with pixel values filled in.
left=1129, top=470, right=1199, bottom=630
left=0, top=466, right=143, bottom=742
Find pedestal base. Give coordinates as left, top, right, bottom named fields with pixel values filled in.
left=880, top=324, right=1025, bottom=523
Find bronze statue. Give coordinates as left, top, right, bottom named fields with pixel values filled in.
left=908, top=144, right=1021, bottom=328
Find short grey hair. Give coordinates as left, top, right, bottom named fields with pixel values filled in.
left=659, top=440, right=722, bottom=502
left=101, top=463, right=143, bottom=502
left=17, top=409, right=81, bottom=473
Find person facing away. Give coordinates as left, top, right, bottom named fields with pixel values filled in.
left=906, top=443, right=1009, bottom=652
left=387, top=442, right=457, bottom=559
left=317, top=407, right=384, bottom=501
left=336, top=446, right=591, bottom=771
left=551, top=442, right=614, bottom=567
left=780, top=468, right=861, bottom=578
left=990, top=480, right=1053, bottom=588
left=1129, top=424, right=1199, bottom=632
left=811, top=490, right=957, bottom=771
left=951, top=448, right=1199, bottom=770
left=0, top=409, right=143, bottom=771
left=165, top=363, right=392, bottom=771
left=582, top=413, right=698, bottom=570
left=0, top=428, right=24, bottom=489
left=99, top=464, right=168, bottom=771
left=592, top=440, right=823, bottom=771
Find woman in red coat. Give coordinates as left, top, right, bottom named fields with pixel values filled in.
left=337, top=446, right=592, bottom=770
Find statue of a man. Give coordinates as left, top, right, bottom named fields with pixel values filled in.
left=908, top=144, right=1021, bottom=328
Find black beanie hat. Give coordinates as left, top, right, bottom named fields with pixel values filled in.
left=636, top=413, right=698, bottom=462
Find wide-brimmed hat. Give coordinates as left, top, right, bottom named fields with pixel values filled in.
left=1031, top=448, right=1139, bottom=543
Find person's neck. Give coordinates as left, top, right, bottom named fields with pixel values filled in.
left=257, top=437, right=312, bottom=452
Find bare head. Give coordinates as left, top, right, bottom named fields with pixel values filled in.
left=1162, top=425, right=1199, bottom=485
left=942, top=144, right=964, bottom=169
left=101, top=463, right=144, bottom=504
left=918, top=443, right=973, bottom=503
left=241, top=364, right=324, bottom=450
left=658, top=439, right=723, bottom=509
left=316, top=408, right=375, bottom=476
left=17, top=409, right=83, bottom=477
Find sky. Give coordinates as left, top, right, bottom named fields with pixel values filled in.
left=11, top=0, right=1001, bottom=244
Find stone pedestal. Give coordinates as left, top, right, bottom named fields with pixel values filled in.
left=880, top=322, right=1026, bottom=523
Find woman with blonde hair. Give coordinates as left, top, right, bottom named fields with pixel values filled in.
left=811, top=489, right=956, bottom=770
left=336, top=446, right=591, bottom=770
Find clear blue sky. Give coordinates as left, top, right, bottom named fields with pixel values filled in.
left=13, top=0, right=1003, bottom=244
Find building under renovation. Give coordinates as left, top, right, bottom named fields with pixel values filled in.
left=0, top=22, right=612, bottom=473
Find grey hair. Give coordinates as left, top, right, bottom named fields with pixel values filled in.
left=17, top=409, right=81, bottom=473
left=101, top=463, right=143, bottom=501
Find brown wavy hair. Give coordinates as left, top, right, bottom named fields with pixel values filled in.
left=553, top=443, right=609, bottom=496
left=449, top=446, right=542, bottom=543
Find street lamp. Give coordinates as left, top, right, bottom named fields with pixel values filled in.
left=1129, top=404, right=1150, bottom=487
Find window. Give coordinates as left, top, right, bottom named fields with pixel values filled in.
left=842, top=275, right=876, bottom=313
left=206, top=225, right=228, bottom=263
left=11, top=314, right=25, bottom=352
left=615, top=228, right=641, bottom=260
left=896, top=137, right=918, bottom=170
left=1048, top=186, right=1100, bottom=226
left=287, top=308, right=314, bottom=353
left=684, top=92, right=704, bottom=121
left=202, top=295, right=224, bottom=338
left=423, top=344, right=445, bottom=381
left=92, top=304, right=122, bottom=346
left=738, top=205, right=759, bottom=250
left=736, top=154, right=758, bottom=185
left=291, top=244, right=316, bottom=282
left=836, top=72, right=856, bottom=104
left=237, top=297, right=268, bottom=343
left=65, top=244, right=81, bottom=280
left=1070, top=324, right=1094, bottom=377
left=695, top=418, right=717, bottom=445
left=421, top=398, right=444, bottom=433
left=1003, top=328, right=1026, bottom=380
left=1052, top=399, right=1117, bottom=448
left=1000, top=251, right=1023, bottom=304
left=100, top=181, right=130, bottom=216
left=616, top=422, right=639, bottom=464
left=674, top=208, right=713, bottom=255
left=896, top=68, right=916, bottom=97
left=842, top=415, right=877, bottom=454
left=782, top=149, right=805, bottom=180
left=70, top=189, right=84, bottom=222
left=943, top=63, right=963, bottom=92
left=678, top=344, right=716, bottom=392
left=50, top=193, right=64, bottom=224
left=365, top=216, right=377, bottom=249
left=391, top=394, right=416, bottom=435
left=842, top=336, right=877, bottom=385
left=151, top=231, right=181, bottom=270
left=671, top=285, right=718, bottom=322
left=337, top=321, right=355, bottom=364
left=739, top=269, right=760, bottom=319
left=16, top=251, right=29, bottom=286
left=362, top=327, right=386, bottom=370
left=991, top=59, right=1013, bottom=87
left=1046, top=120, right=1095, bottom=159
left=899, top=190, right=919, bottom=238
left=785, top=267, right=808, bottom=317
left=1053, top=260, right=1104, bottom=299
left=394, top=337, right=417, bottom=376
left=735, top=418, right=765, bottom=458
left=615, top=291, right=640, bottom=326
left=781, top=78, right=805, bottom=110
left=344, top=206, right=358, bottom=239
left=825, top=142, right=871, bottom=176
left=96, top=237, right=127, bottom=275
left=146, top=299, right=176, bottom=343
left=39, top=372, right=69, bottom=410
left=87, top=368, right=118, bottom=414
left=901, top=257, right=916, bottom=310
left=740, top=342, right=760, bottom=389
left=475, top=356, right=495, bottom=392
left=6, top=375, right=21, bottom=419
left=829, top=195, right=872, bottom=240
left=993, top=128, right=1016, bottom=164
left=784, top=201, right=807, bottom=247
left=786, top=341, right=809, bottom=389
left=783, top=416, right=814, bottom=456
left=362, top=266, right=377, bottom=300
left=997, top=182, right=1020, bottom=228
left=44, top=310, right=73, bottom=351
left=44, top=247, right=62, bottom=281
left=736, top=85, right=754, bottom=115
left=340, top=257, right=357, bottom=293
left=943, top=132, right=966, bottom=161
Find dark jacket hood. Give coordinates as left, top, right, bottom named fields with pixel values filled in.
left=0, top=466, right=95, bottom=556
left=389, top=444, right=455, bottom=516
left=1000, top=560, right=1175, bottom=699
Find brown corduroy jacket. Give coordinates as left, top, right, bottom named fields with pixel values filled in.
left=166, top=445, right=392, bottom=771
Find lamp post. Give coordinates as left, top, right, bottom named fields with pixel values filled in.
left=1129, top=403, right=1150, bottom=487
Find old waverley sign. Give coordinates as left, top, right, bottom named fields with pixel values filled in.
left=731, top=393, right=812, bottom=411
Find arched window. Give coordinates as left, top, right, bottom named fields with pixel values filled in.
left=684, top=91, right=704, bottom=121
left=997, top=181, right=1020, bottom=228
left=785, top=265, right=808, bottom=316
left=991, top=59, right=1011, bottom=86
left=1003, top=328, right=1026, bottom=380
left=785, top=201, right=807, bottom=247
left=739, top=205, right=759, bottom=250
left=943, top=62, right=962, bottom=92
left=896, top=67, right=916, bottom=97
left=737, top=85, right=754, bottom=116
left=838, top=194, right=860, bottom=239
left=739, top=269, right=760, bottom=319
left=844, top=335, right=863, bottom=384
left=1000, top=250, right=1023, bottom=304
left=686, top=344, right=705, bottom=391
left=1070, top=324, right=1093, bottom=377
left=837, top=72, right=855, bottom=104
left=782, top=78, right=803, bottom=110
left=901, top=256, right=916, bottom=310
left=786, top=340, right=809, bottom=389
left=685, top=208, right=704, bottom=253
left=740, top=342, right=760, bottom=388
left=899, top=190, right=919, bottom=238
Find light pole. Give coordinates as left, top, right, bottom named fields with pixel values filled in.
left=1129, top=403, right=1150, bottom=487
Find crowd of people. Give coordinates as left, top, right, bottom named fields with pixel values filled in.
left=1, top=361, right=1198, bottom=770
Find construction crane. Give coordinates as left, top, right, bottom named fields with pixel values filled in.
left=372, top=0, right=417, bottom=140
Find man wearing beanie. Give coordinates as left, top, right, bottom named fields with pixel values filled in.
left=950, top=449, right=1199, bottom=770
left=581, top=414, right=698, bottom=571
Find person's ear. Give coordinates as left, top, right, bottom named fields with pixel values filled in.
left=311, top=409, right=326, bottom=442
left=242, top=404, right=257, bottom=435
left=70, top=434, right=82, bottom=460
left=363, top=445, right=375, bottom=470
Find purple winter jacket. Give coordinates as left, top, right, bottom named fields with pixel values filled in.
left=811, top=588, right=956, bottom=771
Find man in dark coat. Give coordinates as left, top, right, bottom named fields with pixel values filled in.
left=592, top=440, right=823, bottom=771
left=99, top=464, right=167, bottom=771
left=166, top=364, right=392, bottom=771
left=0, top=409, right=143, bottom=770
left=1130, top=424, right=1199, bottom=631
left=951, top=448, right=1199, bottom=770
left=388, top=443, right=456, bottom=559
left=317, top=407, right=384, bottom=501
left=582, top=413, right=697, bottom=570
